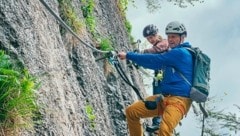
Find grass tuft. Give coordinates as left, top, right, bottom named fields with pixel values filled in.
left=81, top=0, right=96, bottom=34
left=99, top=38, right=113, bottom=51
left=58, top=0, right=84, bottom=34
left=0, top=50, right=39, bottom=135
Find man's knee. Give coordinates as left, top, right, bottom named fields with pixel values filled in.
left=125, top=106, right=131, bottom=117
left=125, top=105, right=136, bottom=119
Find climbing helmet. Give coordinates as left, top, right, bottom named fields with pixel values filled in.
left=165, top=21, right=187, bottom=36
left=143, top=24, right=159, bottom=37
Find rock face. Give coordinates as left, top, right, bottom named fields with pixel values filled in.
left=0, top=0, right=146, bottom=135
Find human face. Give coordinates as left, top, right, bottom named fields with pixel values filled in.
left=167, top=34, right=183, bottom=48
left=146, top=34, right=159, bottom=45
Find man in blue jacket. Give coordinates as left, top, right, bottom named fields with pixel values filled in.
left=118, top=21, right=193, bottom=136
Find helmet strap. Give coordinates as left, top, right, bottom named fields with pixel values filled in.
left=178, top=34, right=185, bottom=45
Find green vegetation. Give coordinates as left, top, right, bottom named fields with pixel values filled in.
left=99, top=38, right=113, bottom=51
left=58, top=0, right=84, bottom=34
left=80, top=0, right=115, bottom=52
left=117, top=0, right=129, bottom=17
left=0, top=50, right=39, bottom=134
left=81, top=0, right=96, bottom=34
left=118, top=0, right=135, bottom=16
left=124, top=20, right=134, bottom=43
left=85, top=104, right=96, bottom=129
left=124, top=20, right=132, bottom=34
left=117, top=0, right=135, bottom=43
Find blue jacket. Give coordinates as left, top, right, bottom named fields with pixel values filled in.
left=126, top=42, right=193, bottom=97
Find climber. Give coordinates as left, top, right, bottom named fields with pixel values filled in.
left=141, top=24, right=169, bottom=54
left=139, top=24, right=169, bottom=132
left=118, top=21, right=193, bottom=136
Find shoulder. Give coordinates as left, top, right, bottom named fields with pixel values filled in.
left=169, top=47, right=185, bottom=54
left=174, top=42, right=192, bottom=54
left=167, top=47, right=191, bottom=59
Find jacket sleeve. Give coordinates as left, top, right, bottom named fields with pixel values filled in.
left=126, top=49, right=185, bottom=70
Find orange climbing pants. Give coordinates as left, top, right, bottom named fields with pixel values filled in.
left=125, top=95, right=192, bottom=136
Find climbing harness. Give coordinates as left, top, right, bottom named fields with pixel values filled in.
left=39, top=0, right=109, bottom=54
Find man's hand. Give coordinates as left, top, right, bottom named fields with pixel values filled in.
left=118, top=52, right=127, bottom=60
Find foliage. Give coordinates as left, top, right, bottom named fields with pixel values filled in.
left=85, top=104, right=96, bottom=129
left=124, top=20, right=132, bottom=34
left=117, top=0, right=129, bottom=17
left=58, top=0, right=84, bottom=34
left=145, top=0, right=204, bottom=13
left=81, top=0, right=96, bottom=34
left=99, top=38, right=113, bottom=51
left=167, top=0, right=204, bottom=8
left=117, top=0, right=135, bottom=43
left=124, top=20, right=134, bottom=43
left=206, top=105, right=240, bottom=135
left=0, top=50, right=39, bottom=134
left=145, top=0, right=162, bottom=13
left=193, top=100, right=240, bottom=136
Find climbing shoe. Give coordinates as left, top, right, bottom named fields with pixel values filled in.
left=146, top=125, right=159, bottom=133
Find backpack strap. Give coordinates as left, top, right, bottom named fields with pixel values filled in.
left=173, top=68, right=191, bottom=86
left=177, top=71, right=192, bottom=86
left=176, top=46, right=195, bottom=86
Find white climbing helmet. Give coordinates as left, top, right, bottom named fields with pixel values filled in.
left=165, top=21, right=187, bottom=36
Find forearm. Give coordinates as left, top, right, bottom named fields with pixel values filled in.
left=143, top=39, right=169, bottom=54
left=126, top=52, right=162, bottom=70
left=143, top=46, right=162, bottom=53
